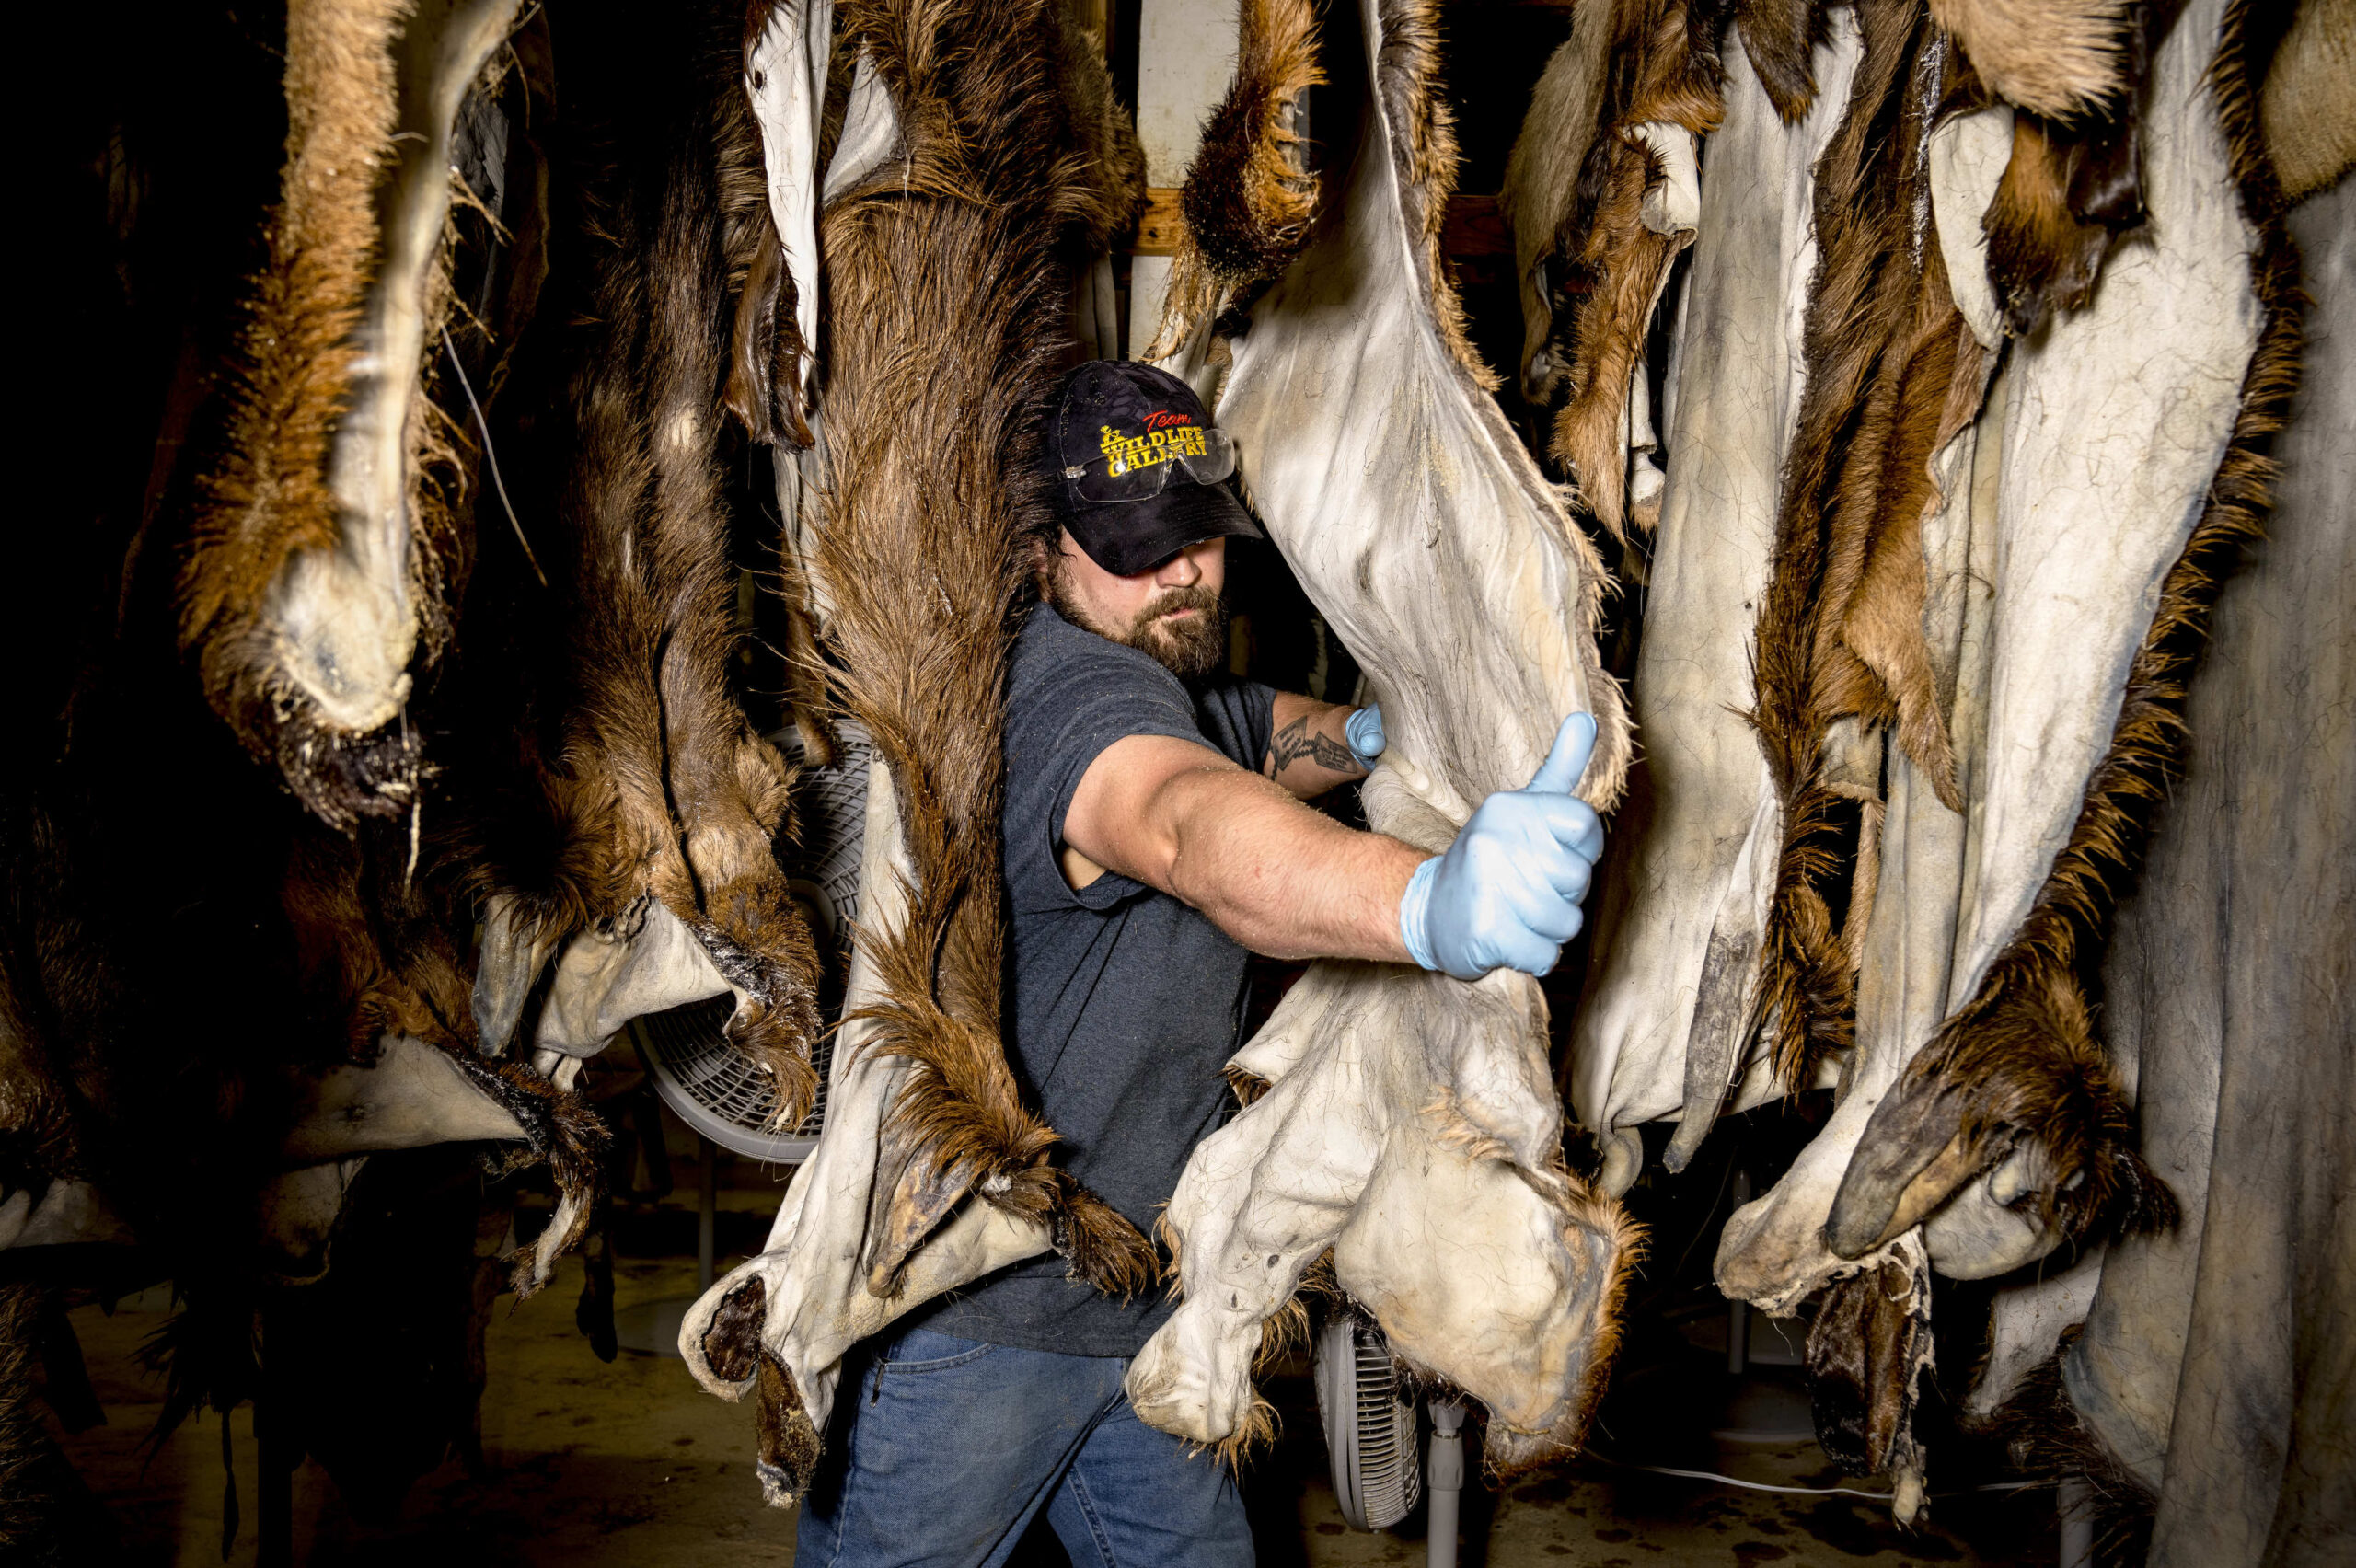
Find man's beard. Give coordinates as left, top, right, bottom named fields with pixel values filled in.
left=1047, top=573, right=1230, bottom=682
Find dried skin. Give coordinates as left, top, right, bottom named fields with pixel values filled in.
left=814, top=0, right=1153, bottom=1297
left=1826, top=0, right=2304, bottom=1256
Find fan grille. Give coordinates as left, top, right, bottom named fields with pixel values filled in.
left=1351, top=1330, right=1424, bottom=1528
left=1317, top=1316, right=1424, bottom=1531
left=635, top=723, right=869, bottom=1162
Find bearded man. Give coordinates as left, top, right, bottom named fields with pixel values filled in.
left=793, top=362, right=1607, bottom=1568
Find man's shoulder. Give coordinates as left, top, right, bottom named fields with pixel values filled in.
left=1012, top=603, right=1184, bottom=702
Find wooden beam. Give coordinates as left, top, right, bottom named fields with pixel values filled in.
left=1130, top=189, right=1511, bottom=259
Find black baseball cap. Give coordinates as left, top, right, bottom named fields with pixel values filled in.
left=1044, top=361, right=1264, bottom=576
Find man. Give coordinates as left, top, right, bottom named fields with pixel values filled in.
left=794, top=363, right=1605, bottom=1568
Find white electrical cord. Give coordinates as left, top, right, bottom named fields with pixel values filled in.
left=1584, top=1452, right=2051, bottom=1503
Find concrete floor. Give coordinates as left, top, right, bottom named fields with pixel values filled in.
left=52, top=1255, right=2057, bottom=1567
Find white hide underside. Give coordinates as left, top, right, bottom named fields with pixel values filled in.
left=271, top=0, right=525, bottom=734
left=1570, top=17, right=1862, bottom=1176
left=1717, top=0, right=2262, bottom=1309
left=748, top=0, right=835, bottom=403
left=1126, top=0, right=1628, bottom=1452
left=677, top=757, right=1051, bottom=1428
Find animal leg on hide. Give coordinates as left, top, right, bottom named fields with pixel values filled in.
left=180, top=0, right=525, bottom=828
left=797, top=0, right=1155, bottom=1295
left=1827, top=0, right=2299, bottom=1262
left=1147, top=0, right=1324, bottom=357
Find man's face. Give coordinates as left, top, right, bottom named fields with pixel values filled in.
left=1043, top=530, right=1230, bottom=681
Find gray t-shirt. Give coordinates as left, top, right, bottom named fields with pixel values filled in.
left=917, top=602, right=1276, bottom=1356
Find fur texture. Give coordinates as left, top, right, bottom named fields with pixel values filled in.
left=1979, top=3, right=2160, bottom=335
left=1500, top=0, right=1617, bottom=400
left=1146, top=0, right=1323, bottom=358
left=1735, top=0, right=1828, bottom=121
left=2260, top=0, right=2356, bottom=200
left=178, top=0, right=431, bottom=829
left=1931, top=0, right=2131, bottom=120
left=1827, top=0, right=2306, bottom=1255
left=467, top=1, right=826, bottom=1117
left=1375, top=0, right=1504, bottom=394
left=1543, top=0, right=1727, bottom=540
left=1748, top=0, right=1988, bottom=1090
left=1981, top=1337, right=2158, bottom=1562
left=806, top=0, right=1154, bottom=1298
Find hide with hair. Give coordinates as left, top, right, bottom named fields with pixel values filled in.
left=179, top=0, right=525, bottom=830
left=1114, top=0, right=1641, bottom=1469
left=678, top=0, right=1152, bottom=1506
left=457, top=0, right=827, bottom=1167
left=1566, top=6, right=1865, bottom=1193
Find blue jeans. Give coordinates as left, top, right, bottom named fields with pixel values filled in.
left=791, top=1327, right=1253, bottom=1568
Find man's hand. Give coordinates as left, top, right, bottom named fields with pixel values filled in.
left=1399, top=713, right=1605, bottom=981
left=1344, top=704, right=1386, bottom=771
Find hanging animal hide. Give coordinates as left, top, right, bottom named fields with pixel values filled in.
left=1743, top=0, right=1993, bottom=1100
left=460, top=0, right=826, bottom=1129
left=1144, top=0, right=1322, bottom=357
left=1121, top=0, right=1640, bottom=1470
left=1824, top=0, right=2293, bottom=1263
left=1566, top=7, right=1865, bottom=1192
left=179, top=0, right=525, bottom=830
left=1499, top=0, right=1617, bottom=404
left=677, top=0, right=1153, bottom=1508
left=1537, top=0, right=1725, bottom=542
left=787, top=0, right=1153, bottom=1299
left=2038, top=118, right=2350, bottom=1568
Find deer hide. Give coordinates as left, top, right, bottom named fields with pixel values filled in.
left=179, top=0, right=525, bottom=830
left=1569, top=8, right=1863, bottom=1192
left=1122, top=0, right=1638, bottom=1470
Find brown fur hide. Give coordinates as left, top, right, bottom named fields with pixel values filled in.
left=1748, top=0, right=1990, bottom=1090
left=1931, top=0, right=2131, bottom=119
left=1736, top=0, right=1830, bottom=121
left=1146, top=0, right=1323, bottom=357
left=1542, top=0, right=1727, bottom=541
left=1978, top=3, right=2161, bottom=335
left=178, top=0, right=471, bottom=831
left=2260, top=0, right=2355, bottom=200
left=466, top=1, right=826, bottom=1120
left=1501, top=0, right=1616, bottom=403
left=804, top=0, right=1154, bottom=1298
left=1826, top=0, right=2305, bottom=1257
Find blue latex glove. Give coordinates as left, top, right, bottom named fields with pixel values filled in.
left=1344, top=704, right=1387, bottom=772
left=1398, top=713, right=1605, bottom=980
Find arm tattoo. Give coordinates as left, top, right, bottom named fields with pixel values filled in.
left=1266, top=715, right=1365, bottom=778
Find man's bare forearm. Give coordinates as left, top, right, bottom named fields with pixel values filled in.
left=1263, top=693, right=1367, bottom=799
left=1154, top=765, right=1424, bottom=962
